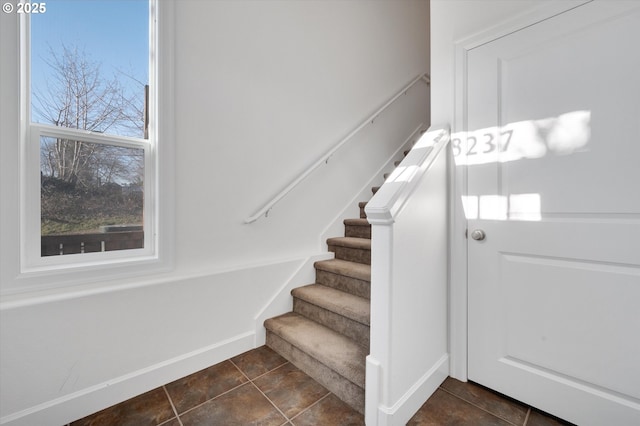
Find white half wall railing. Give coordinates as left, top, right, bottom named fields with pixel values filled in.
left=244, top=73, right=430, bottom=224
left=364, top=127, right=451, bottom=426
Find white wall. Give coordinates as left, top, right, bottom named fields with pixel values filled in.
left=172, top=0, right=430, bottom=269
left=0, top=1, right=429, bottom=424
left=431, top=0, right=548, bottom=128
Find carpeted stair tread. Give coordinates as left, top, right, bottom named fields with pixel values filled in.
left=314, top=259, right=371, bottom=281
left=292, top=284, right=370, bottom=326
left=326, top=236, right=371, bottom=250
left=262, top=152, right=406, bottom=413
left=266, top=333, right=365, bottom=413
left=344, top=218, right=370, bottom=226
left=264, top=312, right=367, bottom=388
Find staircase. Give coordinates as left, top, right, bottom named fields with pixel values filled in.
left=264, top=158, right=407, bottom=414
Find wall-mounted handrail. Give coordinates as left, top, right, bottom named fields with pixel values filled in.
left=244, top=72, right=430, bottom=224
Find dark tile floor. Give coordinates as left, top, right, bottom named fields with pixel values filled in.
left=69, top=346, right=572, bottom=426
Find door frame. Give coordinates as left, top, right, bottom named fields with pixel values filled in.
left=447, top=0, right=592, bottom=381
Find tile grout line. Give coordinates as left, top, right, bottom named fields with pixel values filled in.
left=229, top=358, right=290, bottom=382
left=232, top=357, right=338, bottom=424
left=175, top=357, right=290, bottom=420
left=439, top=387, right=522, bottom=426
left=174, top=380, right=249, bottom=419
left=249, top=381, right=291, bottom=423
left=230, top=357, right=340, bottom=425
left=229, top=358, right=292, bottom=422
left=288, top=392, right=333, bottom=423
left=161, top=386, right=184, bottom=426
left=523, top=408, right=531, bottom=426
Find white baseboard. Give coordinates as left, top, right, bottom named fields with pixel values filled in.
left=367, top=353, right=449, bottom=426
left=253, top=253, right=333, bottom=346
left=0, top=332, right=254, bottom=426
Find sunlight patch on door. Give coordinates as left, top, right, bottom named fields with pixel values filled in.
left=509, top=194, right=542, bottom=221
left=453, top=110, right=591, bottom=166
left=480, top=195, right=508, bottom=220
left=462, top=193, right=541, bottom=221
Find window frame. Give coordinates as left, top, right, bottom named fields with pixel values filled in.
left=15, top=0, right=174, bottom=287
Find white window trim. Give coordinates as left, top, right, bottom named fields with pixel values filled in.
left=24, top=125, right=156, bottom=269
left=11, top=0, right=175, bottom=293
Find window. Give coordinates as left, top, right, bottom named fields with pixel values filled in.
left=20, top=0, right=165, bottom=274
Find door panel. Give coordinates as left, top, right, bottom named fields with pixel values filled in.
left=466, top=2, right=640, bottom=425
left=502, top=252, right=639, bottom=398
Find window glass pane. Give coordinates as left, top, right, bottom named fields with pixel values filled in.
left=30, top=0, right=149, bottom=138
left=40, top=136, right=144, bottom=256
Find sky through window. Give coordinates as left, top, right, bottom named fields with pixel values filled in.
left=30, top=0, right=149, bottom=135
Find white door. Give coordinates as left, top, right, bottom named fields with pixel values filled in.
left=465, top=2, right=640, bottom=425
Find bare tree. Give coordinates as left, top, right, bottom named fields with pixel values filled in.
left=35, top=45, right=145, bottom=188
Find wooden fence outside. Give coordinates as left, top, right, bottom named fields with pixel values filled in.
left=41, top=231, right=144, bottom=256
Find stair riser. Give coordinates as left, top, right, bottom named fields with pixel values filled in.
left=293, top=299, right=370, bottom=348
left=344, top=225, right=371, bottom=239
left=266, top=332, right=365, bottom=414
left=328, top=245, right=370, bottom=265
left=315, top=269, right=370, bottom=299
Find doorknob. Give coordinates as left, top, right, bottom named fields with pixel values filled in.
left=471, top=229, right=486, bottom=241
